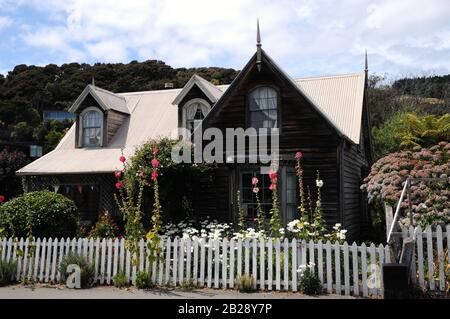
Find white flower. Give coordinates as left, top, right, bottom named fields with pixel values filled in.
left=316, top=179, right=324, bottom=188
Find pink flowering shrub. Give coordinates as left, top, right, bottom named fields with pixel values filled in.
left=361, top=141, right=450, bottom=227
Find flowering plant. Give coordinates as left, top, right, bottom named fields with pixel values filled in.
left=268, top=168, right=282, bottom=237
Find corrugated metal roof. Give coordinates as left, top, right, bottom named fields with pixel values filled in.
left=18, top=71, right=365, bottom=175
left=295, top=72, right=366, bottom=143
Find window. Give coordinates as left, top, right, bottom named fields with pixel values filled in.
left=81, top=108, right=103, bottom=147
left=286, top=171, right=298, bottom=222
left=240, top=170, right=272, bottom=222
left=248, top=86, right=278, bottom=129
left=29, top=145, right=43, bottom=158
left=183, top=99, right=210, bottom=137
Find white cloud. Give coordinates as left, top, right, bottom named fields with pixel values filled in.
left=6, top=0, right=450, bottom=76
left=0, top=16, right=12, bottom=29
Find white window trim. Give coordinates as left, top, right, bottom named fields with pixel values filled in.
left=181, top=98, right=210, bottom=140
left=78, top=106, right=104, bottom=148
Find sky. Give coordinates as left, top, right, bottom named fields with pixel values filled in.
left=0, top=0, right=449, bottom=79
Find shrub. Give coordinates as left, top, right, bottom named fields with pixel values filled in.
left=236, top=275, right=255, bottom=292
left=134, top=271, right=153, bottom=289
left=59, top=253, right=95, bottom=288
left=112, top=271, right=129, bottom=288
left=298, top=265, right=322, bottom=295
left=0, top=191, right=78, bottom=238
left=0, top=259, right=17, bottom=286
left=88, top=212, right=119, bottom=238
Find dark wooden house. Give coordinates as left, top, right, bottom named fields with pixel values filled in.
left=18, top=29, right=373, bottom=239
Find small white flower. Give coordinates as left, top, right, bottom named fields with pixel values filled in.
left=316, top=179, right=324, bottom=188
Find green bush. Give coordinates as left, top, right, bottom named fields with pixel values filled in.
left=298, top=269, right=322, bottom=295
left=88, top=212, right=119, bottom=238
left=0, top=259, right=17, bottom=286
left=134, top=271, right=153, bottom=289
left=236, top=275, right=255, bottom=292
left=113, top=271, right=129, bottom=288
left=0, top=191, right=78, bottom=238
left=58, top=253, right=95, bottom=288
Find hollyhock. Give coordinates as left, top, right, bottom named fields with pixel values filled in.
left=0, top=195, right=4, bottom=203
left=114, top=171, right=122, bottom=179
left=295, top=151, right=303, bottom=159
left=152, top=147, right=159, bottom=155
left=252, top=177, right=259, bottom=186
left=268, top=171, right=278, bottom=180
left=151, top=171, right=159, bottom=181
left=119, top=155, right=126, bottom=163
left=253, top=187, right=259, bottom=194
left=269, top=183, right=277, bottom=190
left=151, top=158, right=160, bottom=168
left=115, top=182, right=123, bottom=189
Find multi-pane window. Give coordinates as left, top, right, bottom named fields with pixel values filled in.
left=248, top=86, right=278, bottom=129
left=240, top=171, right=272, bottom=221
left=82, top=110, right=102, bottom=147
left=286, top=172, right=298, bottom=222
left=185, top=101, right=210, bottom=136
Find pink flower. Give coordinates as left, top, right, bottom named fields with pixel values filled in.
left=0, top=195, right=4, bottom=203
left=152, top=147, right=159, bottom=155
left=253, top=187, right=259, bottom=194
left=151, top=158, right=160, bottom=168
left=114, top=171, right=122, bottom=179
left=295, top=151, right=303, bottom=159
left=115, top=182, right=123, bottom=189
left=151, top=171, right=159, bottom=181
left=119, top=155, right=126, bottom=163
left=269, top=183, right=277, bottom=191
left=252, top=177, right=259, bottom=186
left=268, top=171, right=278, bottom=180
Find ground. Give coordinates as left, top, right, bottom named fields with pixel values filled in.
left=0, top=284, right=356, bottom=299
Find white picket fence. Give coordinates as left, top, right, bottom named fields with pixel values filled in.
left=0, top=227, right=448, bottom=296
left=403, top=225, right=450, bottom=292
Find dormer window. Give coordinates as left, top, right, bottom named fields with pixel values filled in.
left=248, top=86, right=278, bottom=129
left=182, top=98, right=210, bottom=137
left=80, top=107, right=103, bottom=147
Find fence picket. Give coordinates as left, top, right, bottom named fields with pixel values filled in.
left=57, top=238, right=64, bottom=282
left=113, top=239, right=119, bottom=278
left=283, top=238, right=289, bottom=291
left=259, top=238, right=265, bottom=290
left=425, top=226, right=435, bottom=290
left=229, top=239, right=235, bottom=288
left=100, top=239, right=106, bottom=284
left=267, top=239, right=272, bottom=291
left=22, top=238, right=29, bottom=279
left=200, top=238, right=205, bottom=287
left=207, top=238, right=212, bottom=288
left=1, top=238, right=6, bottom=261
left=343, top=242, right=350, bottom=295
left=173, top=237, right=178, bottom=286
left=193, top=238, right=199, bottom=286
left=435, top=226, right=445, bottom=291
left=119, top=238, right=125, bottom=273
left=325, top=241, right=332, bottom=293
left=237, top=239, right=242, bottom=280
left=252, top=239, right=257, bottom=290
left=351, top=242, right=359, bottom=296
left=291, top=239, right=297, bottom=292
left=361, top=243, right=368, bottom=297
left=214, top=239, right=220, bottom=288
left=16, top=238, right=24, bottom=280
left=334, top=241, right=341, bottom=294
left=317, top=241, right=323, bottom=286
left=369, top=243, right=377, bottom=296
left=165, top=238, right=171, bottom=286
left=378, top=244, right=385, bottom=295
left=186, top=238, right=192, bottom=281
left=416, top=226, right=424, bottom=286
left=39, top=238, right=47, bottom=282
left=244, top=239, right=250, bottom=276
left=50, top=238, right=58, bottom=282
left=44, top=238, right=53, bottom=282
left=275, top=239, right=281, bottom=291
left=106, top=239, right=113, bottom=284
left=222, top=238, right=228, bottom=288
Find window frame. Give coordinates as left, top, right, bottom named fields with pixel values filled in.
left=78, top=106, right=104, bottom=148
left=246, top=85, right=281, bottom=134
left=181, top=98, right=211, bottom=139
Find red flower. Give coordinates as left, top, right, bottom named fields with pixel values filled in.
left=114, top=171, right=122, bottom=179
left=252, top=177, right=258, bottom=186
left=115, top=182, right=123, bottom=189
left=269, top=183, right=277, bottom=191
left=268, top=171, right=278, bottom=180
left=253, top=187, right=259, bottom=194
left=151, top=171, right=159, bottom=181
left=119, top=155, right=126, bottom=163
left=0, top=195, right=4, bottom=203
left=295, top=151, right=303, bottom=159
left=151, top=158, right=160, bottom=168
left=152, top=147, right=159, bottom=155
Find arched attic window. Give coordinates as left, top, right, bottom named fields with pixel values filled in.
left=79, top=107, right=103, bottom=147
left=183, top=98, right=211, bottom=137
left=248, top=86, right=278, bottom=130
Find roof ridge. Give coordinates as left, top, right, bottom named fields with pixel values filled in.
left=90, top=84, right=126, bottom=101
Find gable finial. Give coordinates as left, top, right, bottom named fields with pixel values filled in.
left=364, top=49, right=368, bottom=73
left=91, top=76, right=95, bottom=86
left=256, top=18, right=262, bottom=72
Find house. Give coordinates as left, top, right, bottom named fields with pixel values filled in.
left=17, top=26, right=373, bottom=239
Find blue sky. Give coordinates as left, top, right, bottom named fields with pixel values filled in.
left=0, top=0, right=449, bottom=79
